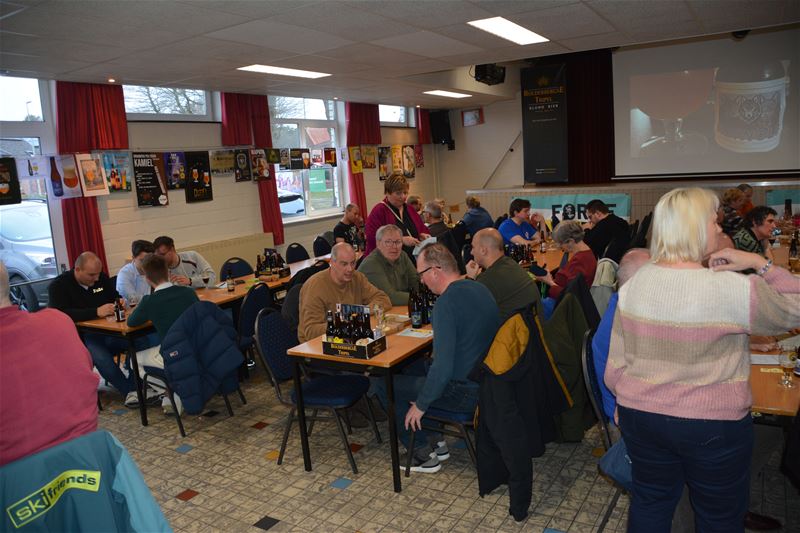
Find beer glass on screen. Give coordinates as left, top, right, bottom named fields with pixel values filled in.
left=631, top=68, right=714, bottom=157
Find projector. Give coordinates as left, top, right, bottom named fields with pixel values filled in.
left=475, top=64, right=506, bottom=86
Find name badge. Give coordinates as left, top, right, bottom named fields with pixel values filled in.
left=92, top=287, right=104, bottom=294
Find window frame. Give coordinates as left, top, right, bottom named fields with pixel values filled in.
left=269, top=96, right=345, bottom=222
left=379, top=104, right=416, bottom=128
left=123, top=85, right=218, bottom=122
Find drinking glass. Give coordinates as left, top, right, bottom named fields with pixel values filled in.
left=372, top=303, right=385, bottom=331
left=202, top=276, right=210, bottom=287
left=779, top=350, right=796, bottom=388
left=127, top=295, right=137, bottom=308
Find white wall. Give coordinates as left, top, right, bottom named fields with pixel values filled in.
left=434, top=93, right=524, bottom=220
left=99, top=121, right=437, bottom=272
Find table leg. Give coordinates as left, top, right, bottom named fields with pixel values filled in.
left=293, top=359, right=312, bottom=471
left=127, top=337, right=148, bottom=426
left=385, top=369, right=402, bottom=493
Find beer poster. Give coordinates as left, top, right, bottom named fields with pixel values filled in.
left=391, top=145, right=402, bottom=173
left=378, top=147, right=390, bottom=180
left=15, top=156, right=48, bottom=183
left=0, top=158, right=21, bottom=205
left=323, top=147, right=337, bottom=166
left=132, top=152, right=169, bottom=207
left=279, top=148, right=290, bottom=170
left=266, top=148, right=281, bottom=165
left=310, top=149, right=323, bottom=165
left=289, top=148, right=304, bottom=170
left=361, top=145, right=377, bottom=169
left=96, top=151, right=132, bottom=192
left=48, top=155, right=82, bottom=199
left=184, top=151, right=213, bottom=203
left=210, top=149, right=235, bottom=180
left=163, top=151, right=187, bottom=189
left=521, top=64, right=568, bottom=184
left=339, top=147, right=348, bottom=162
left=348, top=146, right=362, bottom=174
left=414, top=145, right=425, bottom=168
left=75, top=153, right=109, bottom=197
left=402, top=145, right=415, bottom=179
left=250, top=149, right=270, bottom=181
left=234, top=149, right=252, bottom=182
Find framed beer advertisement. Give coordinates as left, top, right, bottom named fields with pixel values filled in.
left=323, top=147, right=337, bottom=166
left=47, top=155, right=82, bottom=199
left=209, top=149, right=235, bottom=180
left=96, top=151, right=132, bottom=192
left=234, top=149, right=252, bottom=182
left=132, top=152, right=169, bottom=207
left=75, top=153, right=109, bottom=197
left=163, top=151, right=187, bottom=189
left=184, top=151, right=213, bottom=203
left=250, top=149, right=270, bottom=181
left=361, top=145, right=377, bottom=169
left=378, top=146, right=390, bottom=180
left=0, top=158, right=21, bottom=205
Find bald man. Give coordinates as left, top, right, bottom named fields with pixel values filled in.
left=466, top=228, right=541, bottom=322
left=49, top=252, right=152, bottom=406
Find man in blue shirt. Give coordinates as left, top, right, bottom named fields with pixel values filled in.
left=498, top=198, right=542, bottom=246
left=370, top=243, right=501, bottom=473
left=116, top=240, right=154, bottom=304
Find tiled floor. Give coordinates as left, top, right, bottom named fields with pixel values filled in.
left=98, top=370, right=799, bottom=533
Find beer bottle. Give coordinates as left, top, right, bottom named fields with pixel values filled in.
left=409, top=286, right=422, bottom=328
left=49, top=157, right=64, bottom=197
left=332, top=312, right=344, bottom=343
left=790, top=230, right=798, bottom=258
left=420, top=287, right=430, bottom=325
left=326, top=310, right=335, bottom=342
left=361, top=309, right=374, bottom=340
left=114, top=298, right=125, bottom=322
left=227, top=267, right=235, bottom=292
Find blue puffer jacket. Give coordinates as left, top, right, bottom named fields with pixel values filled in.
left=160, top=301, right=244, bottom=415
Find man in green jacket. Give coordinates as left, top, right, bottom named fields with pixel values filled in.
left=358, top=224, right=419, bottom=306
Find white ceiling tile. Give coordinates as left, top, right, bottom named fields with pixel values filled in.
left=355, top=0, right=495, bottom=29
left=469, top=0, right=581, bottom=16
left=370, top=30, right=483, bottom=58
left=557, top=31, right=633, bottom=52
left=318, top=43, right=431, bottom=66
left=142, top=37, right=296, bottom=64
left=508, top=2, right=616, bottom=40
left=271, top=2, right=418, bottom=41
left=175, top=0, right=316, bottom=18
left=687, top=0, right=799, bottom=32
left=207, top=19, right=354, bottom=54
left=0, top=31, right=132, bottom=62
left=0, top=51, right=91, bottom=73
left=267, top=54, right=376, bottom=75
left=441, top=41, right=569, bottom=67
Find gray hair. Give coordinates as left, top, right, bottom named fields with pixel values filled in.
left=0, top=261, right=9, bottom=307
left=376, top=224, right=402, bottom=242
left=418, top=243, right=458, bottom=274
left=423, top=201, right=442, bottom=219
left=552, top=220, right=585, bottom=245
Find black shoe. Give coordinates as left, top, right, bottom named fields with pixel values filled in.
left=403, top=450, right=441, bottom=473
left=744, top=511, right=781, bottom=531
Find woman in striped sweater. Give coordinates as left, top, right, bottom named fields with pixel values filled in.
left=604, top=187, right=799, bottom=533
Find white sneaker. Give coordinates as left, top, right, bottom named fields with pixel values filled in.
left=433, top=440, right=450, bottom=461
left=124, top=391, right=140, bottom=408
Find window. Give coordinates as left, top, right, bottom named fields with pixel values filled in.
left=379, top=104, right=415, bottom=127
left=269, top=96, right=343, bottom=220
left=123, top=85, right=214, bottom=121
left=0, top=78, right=61, bottom=311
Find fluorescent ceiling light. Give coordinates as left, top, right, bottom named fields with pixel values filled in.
left=237, top=64, right=331, bottom=79
left=423, top=90, right=472, bottom=99
left=467, top=16, right=549, bottom=45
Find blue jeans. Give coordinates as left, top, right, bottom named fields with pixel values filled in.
left=619, top=406, right=753, bottom=533
left=83, top=332, right=157, bottom=395
left=370, top=374, right=478, bottom=451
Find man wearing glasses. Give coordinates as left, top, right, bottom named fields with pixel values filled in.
left=370, top=243, right=501, bottom=473
left=298, top=242, right=391, bottom=343
left=358, top=225, right=420, bottom=306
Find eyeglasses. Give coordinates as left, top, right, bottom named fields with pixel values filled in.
left=418, top=265, right=439, bottom=277
left=381, top=239, right=403, bottom=247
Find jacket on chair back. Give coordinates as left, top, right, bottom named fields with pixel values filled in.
left=470, top=303, right=573, bottom=522
left=160, top=301, right=244, bottom=415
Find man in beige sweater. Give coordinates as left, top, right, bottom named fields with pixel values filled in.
left=298, top=243, right=391, bottom=343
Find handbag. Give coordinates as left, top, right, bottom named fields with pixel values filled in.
left=598, top=438, right=633, bottom=492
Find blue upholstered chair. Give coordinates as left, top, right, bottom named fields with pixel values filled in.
left=313, top=234, right=332, bottom=257
left=219, top=257, right=254, bottom=280
left=254, top=308, right=381, bottom=474
left=237, top=282, right=273, bottom=370
left=285, top=242, right=310, bottom=263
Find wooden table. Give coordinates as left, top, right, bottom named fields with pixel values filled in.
left=287, top=307, right=432, bottom=493
left=750, top=364, right=800, bottom=416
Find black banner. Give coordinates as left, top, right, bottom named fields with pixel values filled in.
left=132, top=152, right=169, bottom=207
left=522, top=64, right=568, bottom=184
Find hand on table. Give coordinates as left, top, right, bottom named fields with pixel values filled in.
left=466, top=260, right=482, bottom=279
left=404, top=402, right=425, bottom=432
left=170, top=274, right=191, bottom=286
left=97, top=303, right=115, bottom=318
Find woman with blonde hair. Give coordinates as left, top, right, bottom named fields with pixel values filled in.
left=605, top=187, right=799, bottom=532
left=364, top=172, right=429, bottom=257
left=720, top=187, right=745, bottom=236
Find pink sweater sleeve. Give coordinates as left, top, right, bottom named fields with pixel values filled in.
left=749, top=266, right=800, bottom=335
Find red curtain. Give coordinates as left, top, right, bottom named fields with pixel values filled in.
left=416, top=108, right=432, bottom=144
left=56, top=81, right=128, bottom=271
left=220, top=92, right=284, bottom=245
left=345, top=102, right=381, bottom=215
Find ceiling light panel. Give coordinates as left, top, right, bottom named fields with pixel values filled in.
left=237, top=64, right=331, bottom=79
left=467, top=16, right=549, bottom=45
left=423, top=90, right=472, bottom=99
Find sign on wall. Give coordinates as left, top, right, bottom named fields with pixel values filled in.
left=132, top=152, right=169, bottom=207
left=518, top=193, right=631, bottom=222
left=521, top=64, right=568, bottom=184
left=766, top=188, right=800, bottom=217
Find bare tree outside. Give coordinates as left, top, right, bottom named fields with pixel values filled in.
left=123, top=85, right=206, bottom=115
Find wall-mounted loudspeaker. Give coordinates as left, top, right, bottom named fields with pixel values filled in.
left=429, top=110, right=453, bottom=146
left=475, top=63, right=506, bottom=86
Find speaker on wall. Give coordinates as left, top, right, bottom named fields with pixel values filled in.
left=430, top=110, right=453, bottom=145
left=475, top=63, right=506, bottom=86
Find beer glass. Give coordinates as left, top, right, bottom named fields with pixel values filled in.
left=779, top=350, right=796, bottom=388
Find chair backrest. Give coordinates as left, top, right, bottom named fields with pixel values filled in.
left=286, top=260, right=329, bottom=291
left=238, top=282, right=273, bottom=340
left=322, top=230, right=335, bottom=246
left=313, top=235, right=332, bottom=257
left=449, top=220, right=469, bottom=249
left=494, top=214, right=508, bottom=229
left=581, top=329, right=614, bottom=450
left=281, top=283, right=302, bottom=333
left=286, top=242, right=310, bottom=263
left=220, top=257, right=254, bottom=280
left=254, top=308, right=299, bottom=405
left=631, top=212, right=652, bottom=248
left=628, top=220, right=639, bottom=241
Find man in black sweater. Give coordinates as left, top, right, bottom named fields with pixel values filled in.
left=48, top=252, right=153, bottom=406
left=582, top=199, right=630, bottom=263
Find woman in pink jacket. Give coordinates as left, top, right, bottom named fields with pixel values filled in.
left=365, top=173, right=429, bottom=259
